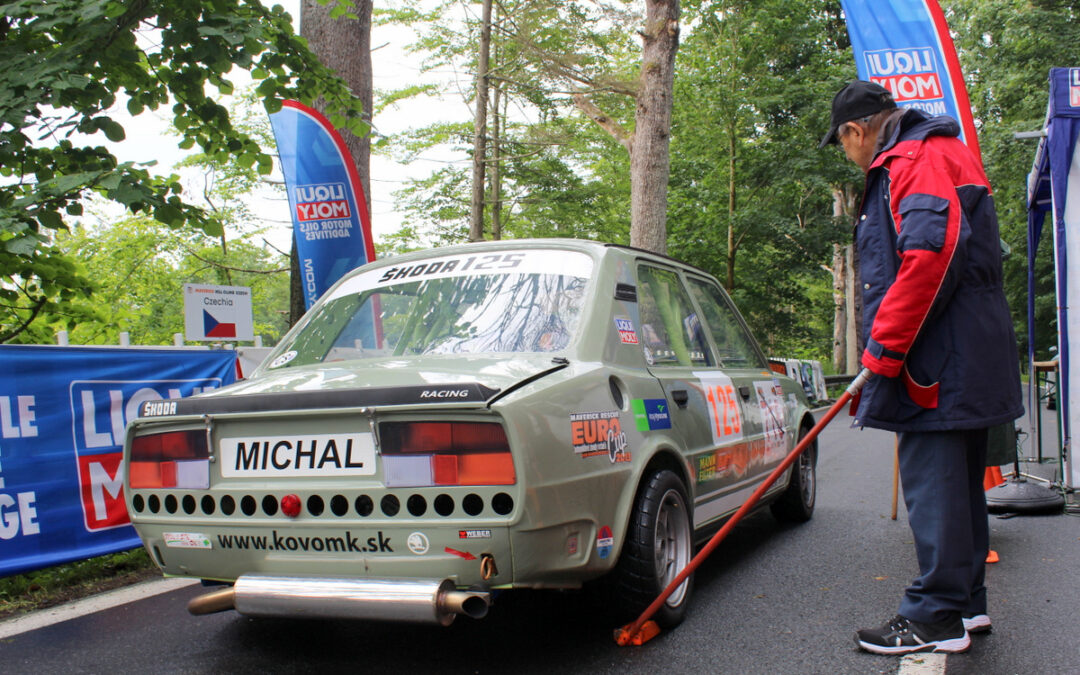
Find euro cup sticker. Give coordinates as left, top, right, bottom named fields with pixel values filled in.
left=570, top=411, right=630, bottom=463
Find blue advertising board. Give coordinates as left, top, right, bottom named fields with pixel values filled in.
left=269, top=100, right=377, bottom=309
left=840, top=0, right=982, bottom=161
left=0, top=346, right=236, bottom=577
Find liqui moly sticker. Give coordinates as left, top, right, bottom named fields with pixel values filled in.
left=614, top=317, right=638, bottom=344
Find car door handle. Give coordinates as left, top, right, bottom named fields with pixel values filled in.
left=739, top=385, right=751, bottom=401
left=671, top=389, right=689, bottom=408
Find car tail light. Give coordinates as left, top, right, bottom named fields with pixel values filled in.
left=379, top=421, right=514, bottom=487
left=129, top=430, right=210, bottom=489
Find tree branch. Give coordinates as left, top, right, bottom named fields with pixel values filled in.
left=572, top=93, right=632, bottom=153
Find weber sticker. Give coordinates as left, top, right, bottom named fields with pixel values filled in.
left=459, top=529, right=492, bottom=539
left=219, top=433, right=376, bottom=478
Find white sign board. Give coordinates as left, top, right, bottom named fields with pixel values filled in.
left=183, top=284, right=254, bottom=342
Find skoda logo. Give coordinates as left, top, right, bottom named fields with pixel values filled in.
left=407, top=532, right=429, bottom=555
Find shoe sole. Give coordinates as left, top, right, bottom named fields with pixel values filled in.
left=856, top=634, right=971, bottom=655
left=963, top=616, right=992, bottom=633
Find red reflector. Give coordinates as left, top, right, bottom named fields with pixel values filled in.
left=281, top=494, right=301, bottom=518
left=433, top=454, right=459, bottom=485
left=160, top=461, right=178, bottom=487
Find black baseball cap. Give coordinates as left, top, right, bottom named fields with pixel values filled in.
left=819, top=80, right=897, bottom=148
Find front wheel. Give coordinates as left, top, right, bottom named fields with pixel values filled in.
left=611, top=469, right=693, bottom=628
left=770, top=424, right=817, bottom=523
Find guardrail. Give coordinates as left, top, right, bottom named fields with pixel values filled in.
left=824, top=374, right=855, bottom=388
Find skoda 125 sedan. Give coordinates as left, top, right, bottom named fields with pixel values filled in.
left=123, top=239, right=817, bottom=628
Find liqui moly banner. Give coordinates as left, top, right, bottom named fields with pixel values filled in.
left=269, top=100, right=376, bottom=309
left=840, top=0, right=981, bottom=161
left=0, top=346, right=236, bottom=576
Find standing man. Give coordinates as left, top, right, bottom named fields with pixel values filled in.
left=820, top=81, right=1023, bottom=655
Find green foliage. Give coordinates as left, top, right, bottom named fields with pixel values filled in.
left=0, top=0, right=364, bottom=342
left=0, top=548, right=154, bottom=617
left=56, top=212, right=290, bottom=346
left=666, top=0, right=851, bottom=357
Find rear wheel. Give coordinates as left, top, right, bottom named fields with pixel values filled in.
left=611, top=469, right=693, bottom=628
left=770, top=424, right=816, bottom=523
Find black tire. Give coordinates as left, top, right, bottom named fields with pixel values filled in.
left=770, top=424, right=817, bottom=523
left=611, top=469, right=693, bottom=628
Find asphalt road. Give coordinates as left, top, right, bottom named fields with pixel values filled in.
left=3, top=405, right=1078, bottom=674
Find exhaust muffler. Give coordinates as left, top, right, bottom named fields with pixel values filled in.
left=187, top=575, right=490, bottom=625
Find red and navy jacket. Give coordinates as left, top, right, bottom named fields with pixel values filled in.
left=853, top=108, right=1023, bottom=432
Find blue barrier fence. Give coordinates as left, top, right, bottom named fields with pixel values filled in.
left=0, top=345, right=237, bottom=577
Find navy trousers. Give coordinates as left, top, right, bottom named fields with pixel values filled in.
left=896, top=428, right=989, bottom=624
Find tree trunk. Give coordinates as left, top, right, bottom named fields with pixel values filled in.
left=831, top=242, right=847, bottom=372
left=469, top=0, right=493, bottom=242
left=490, top=72, right=503, bottom=241
left=291, top=0, right=373, bottom=325
left=726, top=119, right=736, bottom=290
left=830, top=185, right=860, bottom=373
left=629, top=0, right=680, bottom=255
left=289, top=237, right=305, bottom=326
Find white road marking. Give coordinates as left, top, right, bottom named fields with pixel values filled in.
left=0, top=577, right=199, bottom=640
left=898, top=652, right=947, bottom=675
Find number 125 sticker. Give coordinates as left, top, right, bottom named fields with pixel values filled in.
left=692, top=372, right=743, bottom=444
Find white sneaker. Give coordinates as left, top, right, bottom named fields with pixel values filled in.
left=962, top=613, right=991, bottom=633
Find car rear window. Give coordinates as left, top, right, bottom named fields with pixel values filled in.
left=268, top=249, right=593, bottom=367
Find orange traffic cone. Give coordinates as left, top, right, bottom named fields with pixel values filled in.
left=983, top=465, right=1005, bottom=491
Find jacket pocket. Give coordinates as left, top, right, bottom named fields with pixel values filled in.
left=897, top=193, right=949, bottom=253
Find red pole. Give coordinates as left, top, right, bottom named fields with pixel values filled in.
left=615, top=369, right=873, bottom=646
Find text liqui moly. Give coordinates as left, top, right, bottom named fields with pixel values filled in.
left=865, top=48, right=948, bottom=115
left=295, top=183, right=351, bottom=222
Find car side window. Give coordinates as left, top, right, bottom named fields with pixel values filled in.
left=685, top=276, right=766, bottom=369
left=636, top=264, right=711, bottom=367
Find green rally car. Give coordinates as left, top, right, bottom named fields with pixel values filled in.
left=123, top=239, right=817, bottom=628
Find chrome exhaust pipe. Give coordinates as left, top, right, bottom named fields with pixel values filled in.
left=187, top=586, right=236, bottom=615
left=187, top=576, right=490, bottom=625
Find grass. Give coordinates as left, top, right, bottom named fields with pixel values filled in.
left=0, top=548, right=161, bottom=620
